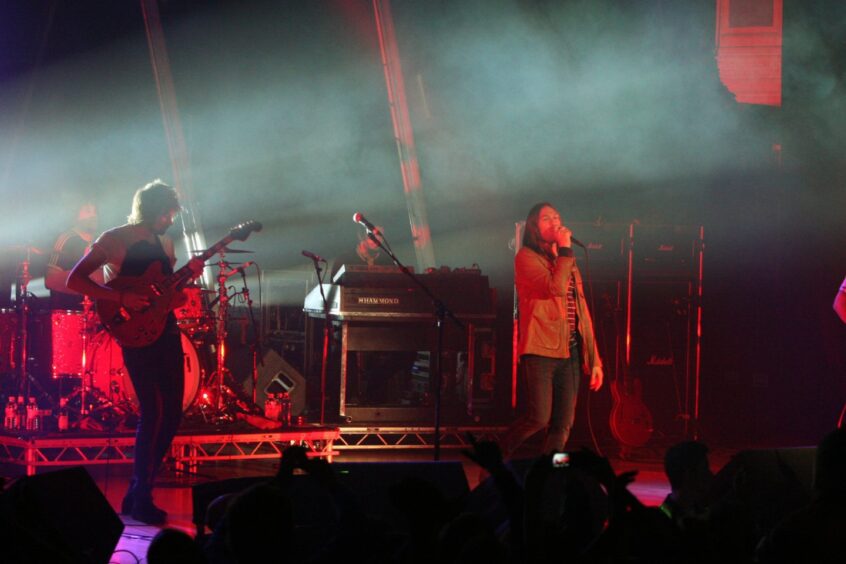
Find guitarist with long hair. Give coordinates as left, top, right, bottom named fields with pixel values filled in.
left=501, top=202, right=604, bottom=458
left=67, top=180, right=203, bottom=524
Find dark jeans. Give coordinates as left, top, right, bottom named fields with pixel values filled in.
left=502, top=353, right=581, bottom=458
left=122, top=319, right=184, bottom=500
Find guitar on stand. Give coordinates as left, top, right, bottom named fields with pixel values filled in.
left=608, top=286, right=653, bottom=456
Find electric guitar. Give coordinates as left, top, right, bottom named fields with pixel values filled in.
left=97, top=220, right=262, bottom=348
left=607, top=291, right=653, bottom=448
left=609, top=371, right=654, bottom=449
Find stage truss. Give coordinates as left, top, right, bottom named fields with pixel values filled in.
left=0, top=425, right=506, bottom=476
left=0, top=427, right=340, bottom=476
left=333, top=426, right=505, bottom=450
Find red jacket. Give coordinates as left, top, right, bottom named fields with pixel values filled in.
left=515, top=246, right=602, bottom=372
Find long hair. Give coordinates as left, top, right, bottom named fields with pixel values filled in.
left=127, top=180, right=179, bottom=225
left=522, top=202, right=556, bottom=258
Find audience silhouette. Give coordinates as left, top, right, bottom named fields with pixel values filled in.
left=132, top=428, right=846, bottom=563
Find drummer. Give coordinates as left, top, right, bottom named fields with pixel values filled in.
left=45, top=202, right=102, bottom=310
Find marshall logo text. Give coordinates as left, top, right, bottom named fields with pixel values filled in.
left=646, top=354, right=674, bottom=366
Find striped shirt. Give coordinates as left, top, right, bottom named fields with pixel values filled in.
left=567, top=273, right=579, bottom=345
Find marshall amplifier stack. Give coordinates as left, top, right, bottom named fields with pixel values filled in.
left=627, top=223, right=704, bottom=446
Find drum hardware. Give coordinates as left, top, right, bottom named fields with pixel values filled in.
left=193, top=253, right=260, bottom=423
left=88, top=329, right=201, bottom=413
left=207, top=255, right=237, bottom=422
left=12, top=245, right=40, bottom=401
left=78, top=297, right=95, bottom=415
left=235, top=264, right=262, bottom=406
left=0, top=309, right=17, bottom=374
left=175, top=286, right=215, bottom=339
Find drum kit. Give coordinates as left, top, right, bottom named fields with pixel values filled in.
left=1, top=244, right=259, bottom=432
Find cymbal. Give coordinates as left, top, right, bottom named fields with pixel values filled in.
left=192, top=247, right=253, bottom=254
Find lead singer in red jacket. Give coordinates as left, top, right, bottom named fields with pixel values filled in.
left=501, top=202, right=603, bottom=459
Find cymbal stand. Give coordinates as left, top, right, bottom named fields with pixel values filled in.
left=15, top=250, right=33, bottom=399
left=208, top=254, right=234, bottom=421
left=78, top=296, right=94, bottom=416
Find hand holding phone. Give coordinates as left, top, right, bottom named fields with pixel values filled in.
left=552, top=452, right=570, bottom=468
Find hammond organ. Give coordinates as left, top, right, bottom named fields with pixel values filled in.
left=303, top=265, right=496, bottom=423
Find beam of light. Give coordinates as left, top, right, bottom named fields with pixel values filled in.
left=140, top=0, right=210, bottom=286
left=373, top=0, right=435, bottom=272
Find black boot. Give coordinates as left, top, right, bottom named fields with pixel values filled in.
left=121, top=491, right=134, bottom=515
left=121, top=480, right=137, bottom=515
left=130, top=493, right=167, bottom=525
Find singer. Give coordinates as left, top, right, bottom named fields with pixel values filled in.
left=501, top=202, right=603, bottom=458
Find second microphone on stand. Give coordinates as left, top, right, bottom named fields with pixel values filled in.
left=302, top=250, right=325, bottom=263
left=222, top=261, right=255, bottom=278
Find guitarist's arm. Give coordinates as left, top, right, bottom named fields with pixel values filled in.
left=67, top=246, right=149, bottom=310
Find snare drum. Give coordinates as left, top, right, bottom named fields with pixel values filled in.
left=30, top=310, right=94, bottom=379
left=45, top=310, right=90, bottom=378
left=89, top=330, right=201, bottom=412
left=0, top=309, right=17, bottom=373
left=174, top=286, right=206, bottom=322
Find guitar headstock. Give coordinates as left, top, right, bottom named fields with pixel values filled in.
left=230, top=220, right=263, bottom=241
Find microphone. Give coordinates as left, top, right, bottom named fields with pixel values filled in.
left=222, top=261, right=255, bottom=278
left=558, top=226, right=585, bottom=248
left=301, top=250, right=325, bottom=262
left=352, top=212, right=376, bottom=233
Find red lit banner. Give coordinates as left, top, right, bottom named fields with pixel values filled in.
left=716, top=0, right=783, bottom=106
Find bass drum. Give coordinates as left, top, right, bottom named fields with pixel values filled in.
left=89, top=330, right=201, bottom=412
left=0, top=309, right=17, bottom=374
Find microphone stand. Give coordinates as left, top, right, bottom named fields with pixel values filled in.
left=239, top=269, right=263, bottom=408
left=307, top=256, right=331, bottom=425
left=365, top=231, right=463, bottom=461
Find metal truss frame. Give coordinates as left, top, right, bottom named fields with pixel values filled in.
left=0, top=427, right=340, bottom=476
left=335, top=426, right=505, bottom=450
left=0, top=425, right=507, bottom=476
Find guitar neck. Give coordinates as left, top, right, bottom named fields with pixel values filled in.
left=165, top=234, right=237, bottom=289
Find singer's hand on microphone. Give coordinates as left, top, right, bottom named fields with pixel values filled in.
left=555, top=225, right=572, bottom=248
